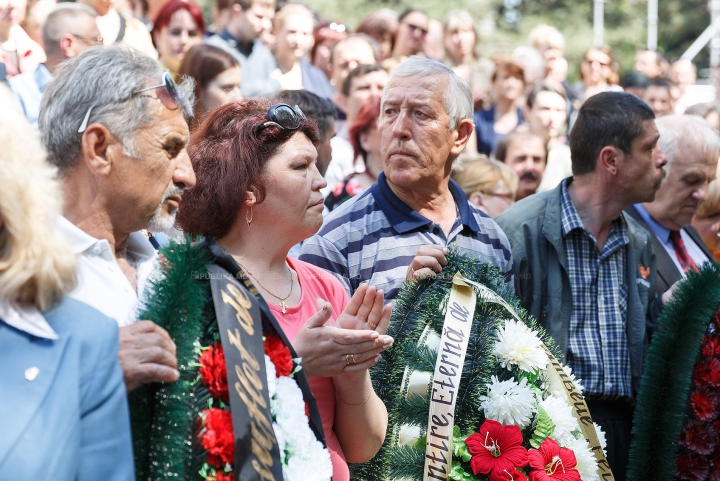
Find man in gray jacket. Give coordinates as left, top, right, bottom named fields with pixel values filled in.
left=496, top=92, right=667, bottom=481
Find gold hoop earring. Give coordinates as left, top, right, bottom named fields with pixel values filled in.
left=246, top=206, right=253, bottom=227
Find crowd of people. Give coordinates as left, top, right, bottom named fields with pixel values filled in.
left=2, top=0, right=720, bottom=479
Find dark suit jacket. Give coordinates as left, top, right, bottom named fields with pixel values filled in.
left=625, top=205, right=713, bottom=298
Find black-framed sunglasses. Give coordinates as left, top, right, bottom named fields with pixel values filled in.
left=77, top=71, right=181, bottom=133
left=260, top=103, right=305, bottom=131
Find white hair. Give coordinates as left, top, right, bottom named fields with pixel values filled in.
left=382, top=55, right=473, bottom=131
left=656, top=115, right=720, bottom=169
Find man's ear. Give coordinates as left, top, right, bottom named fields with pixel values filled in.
left=450, top=118, right=475, bottom=157
left=58, top=34, right=74, bottom=57
left=598, top=145, right=620, bottom=176
left=81, top=124, right=117, bottom=176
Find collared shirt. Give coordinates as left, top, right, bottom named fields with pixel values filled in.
left=0, top=299, right=57, bottom=339
left=205, top=30, right=280, bottom=98
left=8, top=63, right=52, bottom=128
left=561, top=179, right=632, bottom=399
left=299, top=172, right=514, bottom=301
left=633, top=203, right=709, bottom=275
left=57, top=217, right=157, bottom=327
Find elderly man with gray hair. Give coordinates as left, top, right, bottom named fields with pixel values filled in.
left=39, top=45, right=197, bottom=392
left=9, top=3, right=101, bottom=128
left=300, top=55, right=513, bottom=301
left=626, top=114, right=720, bottom=316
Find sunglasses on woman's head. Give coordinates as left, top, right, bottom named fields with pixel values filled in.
left=77, top=71, right=181, bottom=134
left=260, top=103, right=305, bottom=131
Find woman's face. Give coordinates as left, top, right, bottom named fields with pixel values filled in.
left=494, top=70, right=524, bottom=102
left=692, top=209, right=720, bottom=258
left=580, top=48, right=612, bottom=86
left=275, top=14, right=314, bottom=62
left=200, top=66, right=243, bottom=114
left=311, top=38, right=334, bottom=78
left=359, top=123, right=381, bottom=166
left=444, top=24, right=475, bottom=62
left=469, top=180, right=514, bottom=218
left=0, top=0, right=18, bottom=30
left=156, top=9, right=202, bottom=74
left=394, top=11, right=428, bottom=56
left=254, top=133, right=327, bottom=243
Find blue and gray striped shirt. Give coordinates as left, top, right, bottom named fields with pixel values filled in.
left=299, top=173, right=514, bottom=301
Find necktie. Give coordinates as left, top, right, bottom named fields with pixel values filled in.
left=669, top=230, right=698, bottom=273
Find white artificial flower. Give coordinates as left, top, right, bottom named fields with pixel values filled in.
left=537, top=394, right=580, bottom=446
left=565, top=436, right=600, bottom=481
left=548, top=365, right=585, bottom=397
left=593, top=422, right=607, bottom=456
left=479, top=376, right=537, bottom=429
left=284, top=439, right=333, bottom=481
left=273, top=422, right=286, bottom=462
left=494, top=319, right=549, bottom=373
left=264, top=355, right=277, bottom=398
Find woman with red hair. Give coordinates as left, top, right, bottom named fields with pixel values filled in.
left=325, top=96, right=383, bottom=211
left=151, top=0, right=204, bottom=78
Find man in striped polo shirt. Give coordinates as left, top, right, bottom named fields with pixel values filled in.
left=300, top=56, right=513, bottom=301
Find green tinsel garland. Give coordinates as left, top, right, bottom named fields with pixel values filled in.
left=350, top=250, right=561, bottom=481
left=129, top=238, right=215, bottom=481
left=627, top=262, right=720, bottom=481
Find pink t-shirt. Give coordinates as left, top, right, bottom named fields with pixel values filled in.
left=267, top=257, right=351, bottom=481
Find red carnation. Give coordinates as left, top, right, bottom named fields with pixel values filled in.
left=527, top=437, right=581, bottom=481
left=709, top=451, right=720, bottom=481
left=702, top=335, right=720, bottom=358
left=199, top=343, right=229, bottom=403
left=465, top=419, right=528, bottom=479
left=215, top=471, right=233, bottom=481
left=264, top=334, right=294, bottom=377
left=198, top=408, right=235, bottom=468
left=693, top=357, right=720, bottom=388
left=690, top=387, right=719, bottom=421
left=679, top=420, right=716, bottom=455
left=677, top=450, right=710, bottom=481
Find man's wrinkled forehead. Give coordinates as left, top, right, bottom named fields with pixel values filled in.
left=381, top=74, right=445, bottom=107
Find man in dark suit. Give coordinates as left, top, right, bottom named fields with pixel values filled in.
left=626, top=114, right=719, bottom=319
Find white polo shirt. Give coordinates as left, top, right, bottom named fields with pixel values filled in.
left=58, top=217, right=157, bottom=327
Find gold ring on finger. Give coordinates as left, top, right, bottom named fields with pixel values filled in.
left=367, top=320, right=377, bottom=329
left=346, top=353, right=357, bottom=365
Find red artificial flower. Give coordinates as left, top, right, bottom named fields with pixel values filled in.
left=693, top=357, right=720, bottom=388
left=702, top=335, right=720, bottom=358
left=214, top=471, right=233, bottom=481
left=264, top=334, right=294, bottom=377
left=199, top=343, right=229, bottom=403
left=690, top=387, right=719, bottom=421
left=677, top=450, right=710, bottom=481
left=679, top=420, right=716, bottom=455
left=709, top=450, right=720, bottom=481
left=712, top=312, right=720, bottom=333
left=464, top=419, right=529, bottom=479
left=198, top=408, right=235, bottom=468
left=527, top=437, right=581, bottom=481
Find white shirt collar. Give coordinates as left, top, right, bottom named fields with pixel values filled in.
left=57, top=216, right=156, bottom=260
left=0, top=299, right=58, bottom=339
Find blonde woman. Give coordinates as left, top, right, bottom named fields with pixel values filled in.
left=692, top=164, right=720, bottom=260
left=0, top=87, right=134, bottom=481
left=451, top=155, right=519, bottom=218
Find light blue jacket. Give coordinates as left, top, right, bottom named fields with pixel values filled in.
left=0, top=297, right=135, bottom=481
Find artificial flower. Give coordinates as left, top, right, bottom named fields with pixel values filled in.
left=536, top=395, right=580, bottom=447
left=679, top=420, right=716, bottom=455
left=677, top=450, right=710, bottom=481
left=527, top=437, right=581, bottom=481
left=593, top=422, right=607, bottom=456
left=264, top=334, right=294, bottom=377
left=199, top=343, right=229, bottom=403
left=215, top=471, right=233, bottom=481
left=480, top=376, right=537, bottom=429
left=494, top=319, right=549, bottom=373
left=701, top=335, right=720, bottom=358
left=547, top=365, right=584, bottom=397
left=464, top=419, right=529, bottom=478
left=265, top=355, right=277, bottom=398
left=198, top=408, right=235, bottom=467
left=564, top=436, right=599, bottom=481
left=693, top=357, right=720, bottom=387
left=690, top=386, right=719, bottom=421
left=284, top=435, right=334, bottom=481
left=709, top=450, right=720, bottom=481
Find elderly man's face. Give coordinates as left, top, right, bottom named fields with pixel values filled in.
left=647, top=138, right=718, bottom=230
left=110, top=95, right=196, bottom=232
left=379, top=74, right=463, bottom=191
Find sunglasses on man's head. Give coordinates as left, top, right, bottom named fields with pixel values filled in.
left=260, top=103, right=305, bottom=131
left=77, top=71, right=181, bottom=134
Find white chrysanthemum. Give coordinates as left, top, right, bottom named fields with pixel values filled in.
left=284, top=437, right=333, bottom=481
left=479, top=376, right=536, bottom=428
left=273, top=422, right=286, bottom=460
left=594, top=422, right=607, bottom=456
left=265, top=355, right=277, bottom=398
left=537, top=394, right=580, bottom=446
left=494, top=319, right=549, bottom=373
left=275, top=377, right=314, bottom=447
left=565, top=436, right=600, bottom=481
left=548, top=365, right=584, bottom=396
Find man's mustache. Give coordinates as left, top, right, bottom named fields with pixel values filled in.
left=520, top=172, right=539, bottom=182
